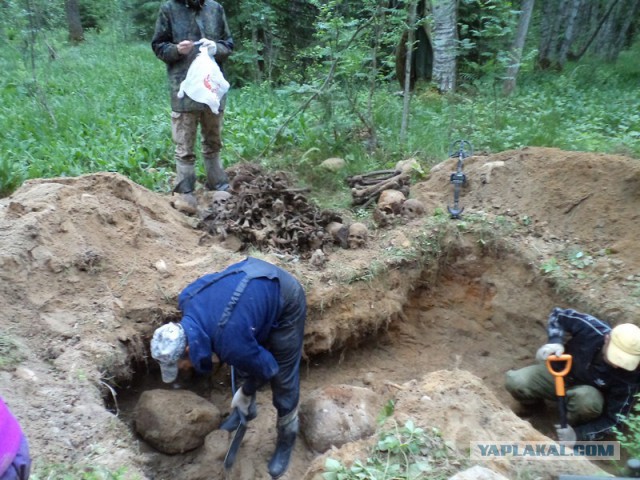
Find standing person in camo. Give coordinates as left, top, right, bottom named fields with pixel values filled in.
left=0, top=397, right=31, bottom=480
left=151, top=0, right=234, bottom=196
left=150, top=257, right=307, bottom=479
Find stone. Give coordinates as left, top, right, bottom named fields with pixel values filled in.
left=300, top=384, right=381, bottom=453
left=319, top=157, right=346, bottom=172
left=448, top=465, right=509, bottom=480
left=134, top=389, right=221, bottom=454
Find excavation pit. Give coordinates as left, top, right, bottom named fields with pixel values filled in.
left=107, top=241, right=599, bottom=479
left=2, top=147, right=640, bottom=479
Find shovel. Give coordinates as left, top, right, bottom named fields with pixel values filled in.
left=224, top=366, right=247, bottom=473
left=546, top=354, right=573, bottom=428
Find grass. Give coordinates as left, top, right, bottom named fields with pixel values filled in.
left=1, top=32, right=639, bottom=200
left=31, top=465, right=133, bottom=480
left=0, top=333, right=24, bottom=370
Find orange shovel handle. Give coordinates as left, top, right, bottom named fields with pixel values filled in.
left=546, top=354, right=573, bottom=397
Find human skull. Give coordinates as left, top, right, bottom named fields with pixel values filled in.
left=377, top=189, right=406, bottom=216
left=272, top=198, right=285, bottom=214
left=401, top=199, right=426, bottom=219
left=347, top=222, right=368, bottom=249
left=211, top=191, right=232, bottom=215
left=326, top=221, right=349, bottom=249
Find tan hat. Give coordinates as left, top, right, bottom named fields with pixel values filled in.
left=607, top=323, right=640, bottom=371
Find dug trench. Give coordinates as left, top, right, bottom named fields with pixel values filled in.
left=2, top=147, right=640, bottom=479
left=106, top=239, right=603, bottom=480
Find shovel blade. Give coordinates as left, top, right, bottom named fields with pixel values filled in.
left=223, top=408, right=247, bottom=471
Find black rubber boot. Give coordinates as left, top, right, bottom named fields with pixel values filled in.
left=173, top=160, right=196, bottom=194
left=203, top=153, right=229, bottom=191
left=219, top=395, right=257, bottom=431
left=268, top=410, right=299, bottom=479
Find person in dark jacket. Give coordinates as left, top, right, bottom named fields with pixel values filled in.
left=151, top=257, right=306, bottom=479
left=0, top=396, right=31, bottom=480
left=151, top=0, right=234, bottom=194
left=506, top=308, right=640, bottom=443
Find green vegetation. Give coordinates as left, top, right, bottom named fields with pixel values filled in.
left=1, top=30, right=639, bottom=200
left=31, top=465, right=132, bottom=480
left=322, top=419, right=462, bottom=480
left=0, top=333, right=24, bottom=370
left=615, top=397, right=640, bottom=465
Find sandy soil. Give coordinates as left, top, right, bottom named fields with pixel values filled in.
left=1, top=147, right=639, bottom=479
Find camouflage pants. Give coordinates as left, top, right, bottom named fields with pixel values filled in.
left=505, top=363, right=604, bottom=426
left=171, top=109, right=228, bottom=189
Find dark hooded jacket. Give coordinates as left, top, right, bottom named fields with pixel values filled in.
left=151, top=0, right=233, bottom=112
left=546, top=308, right=640, bottom=440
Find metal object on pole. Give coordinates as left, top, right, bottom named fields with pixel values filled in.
left=224, top=366, right=247, bottom=472
left=447, top=139, right=472, bottom=219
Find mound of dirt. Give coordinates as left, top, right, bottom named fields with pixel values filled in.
left=302, top=370, right=605, bottom=480
left=1, top=147, right=639, bottom=479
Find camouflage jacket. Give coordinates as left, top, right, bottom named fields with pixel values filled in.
left=151, top=0, right=234, bottom=112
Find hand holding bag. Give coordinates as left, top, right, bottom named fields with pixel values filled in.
left=177, top=38, right=230, bottom=114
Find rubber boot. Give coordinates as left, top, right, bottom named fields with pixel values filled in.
left=171, top=160, right=197, bottom=214
left=268, top=409, right=299, bottom=479
left=219, top=394, right=257, bottom=431
left=203, top=153, right=229, bottom=191
left=174, top=160, right=196, bottom=194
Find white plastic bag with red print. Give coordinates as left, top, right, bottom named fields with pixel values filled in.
left=177, top=38, right=230, bottom=114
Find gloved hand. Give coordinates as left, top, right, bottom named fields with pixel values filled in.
left=536, top=343, right=564, bottom=362
left=207, top=42, right=217, bottom=57
left=220, top=393, right=257, bottom=431
left=231, top=387, right=252, bottom=416
left=555, top=424, right=576, bottom=445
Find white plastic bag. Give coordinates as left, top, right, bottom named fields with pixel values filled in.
left=177, top=39, right=230, bottom=114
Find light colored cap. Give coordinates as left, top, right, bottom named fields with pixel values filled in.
left=151, top=323, right=187, bottom=383
left=607, top=323, right=640, bottom=371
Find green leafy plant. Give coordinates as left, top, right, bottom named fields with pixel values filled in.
left=322, top=419, right=461, bottom=480
left=614, top=396, right=640, bottom=461
left=540, top=257, right=561, bottom=275
left=31, top=465, right=131, bottom=480
left=567, top=250, right=594, bottom=269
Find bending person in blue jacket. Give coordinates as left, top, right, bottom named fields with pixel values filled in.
left=151, top=257, right=306, bottom=479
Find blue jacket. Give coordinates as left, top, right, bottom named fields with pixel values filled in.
left=179, top=257, right=301, bottom=383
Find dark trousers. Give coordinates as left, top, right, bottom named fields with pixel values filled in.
left=0, top=436, right=31, bottom=480
left=267, top=284, right=307, bottom=417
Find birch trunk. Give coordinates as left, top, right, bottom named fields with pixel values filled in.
left=431, top=0, right=457, bottom=92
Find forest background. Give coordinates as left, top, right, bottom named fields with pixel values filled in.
left=0, top=0, right=639, bottom=209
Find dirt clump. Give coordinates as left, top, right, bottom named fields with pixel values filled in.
left=1, top=147, right=639, bottom=478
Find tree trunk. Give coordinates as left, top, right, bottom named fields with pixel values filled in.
left=610, top=0, right=640, bottom=59
left=400, top=0, right=417, bottom=144
left=537, top=0, right=557, bottom=68
left=503, top=0, right=535, bottom=96
left=431, top=0, right=457, bottom=92
left=251, top=27, right=263, bottom=83
left=65, top=0, right=84, bottom=44
left=557, top=0, right=581, bottom=67
left=571, top=0, right=621, bottom=62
